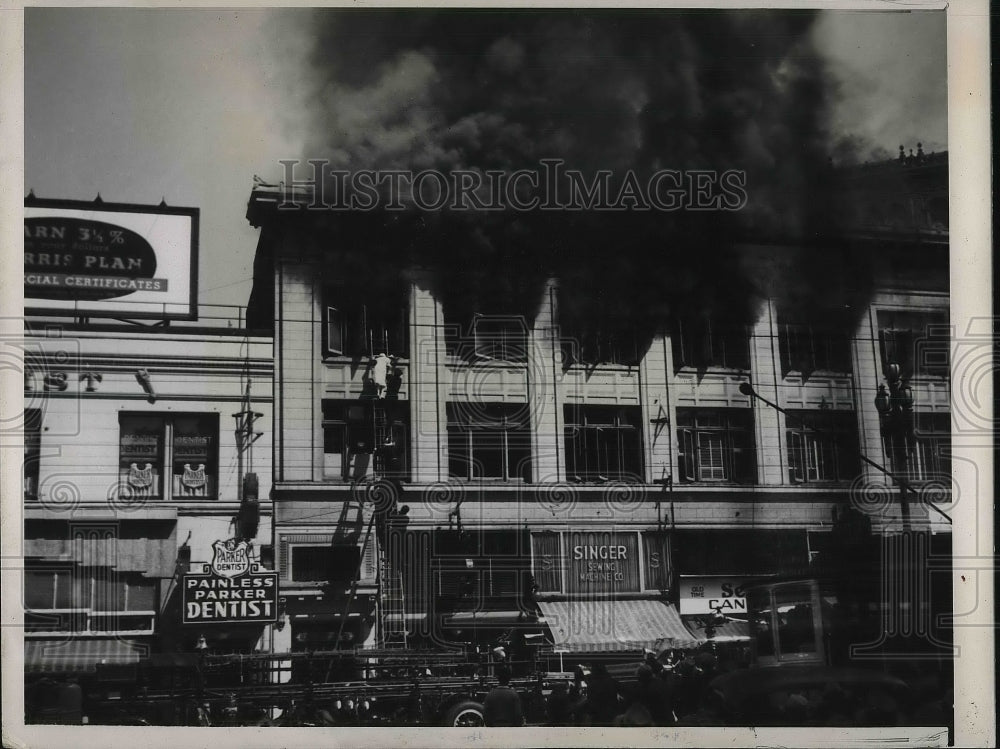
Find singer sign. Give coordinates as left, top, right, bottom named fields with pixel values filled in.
left=25, top=198, right=198, bottom=320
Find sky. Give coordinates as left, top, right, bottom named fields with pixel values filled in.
left=23, top=6, right=948, bottom=312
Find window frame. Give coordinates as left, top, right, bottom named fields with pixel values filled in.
left=560, top=326, right=641, bottom=367
left=672, top=317, right=751, bottom=371
left=322, top=400, right=411, bottom=482
left=23, top=564, right=158, bottom=635
left=118, top=412, right=219, bottom=501
left=324, top=301, right=409, bottom=359
left=676, top=408, right=756, bottom=484
left=284, top=540, right=374, bottom=586
left=777, top=320, right=853, bottom=376
left=444, top=312, right=529, bottom=363
left=876, top=308, right=950, bottom=379
left=785, top=410, right=861, bottom=485
left=563, top=405, right=644, bottom=483
left=883, top=411, right=951, bottom=483
left=447, top=402, right=531, bottom=482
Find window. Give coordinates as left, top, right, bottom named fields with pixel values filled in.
left=777, top=313, right=852, bottom=376
left=323, top=400, right=410, bottom=481
left=672, top=317, right=750, bottom=370
left=281, top=535, right=375, bottom=585
left=883, top=412, right=951, bottom=482
left=24, top=408, right=41, bottom=499
left=24, top=564, right=158, bottom=633
left=785, top=410, right=861, bottom=484
left=530, top=531, right=670, bottom=595
left=642, top=532, right=671, bottom=592
left=877, top=309, right=949, bottom=378
left=324, top=302, right=408, bottom=358
left=290, top=545, right=361, bottom=584
left=446, top=313, right=528, bottom=362
left=531, top=532, right=563, bottom=593
left=447, top=403, right=531, bottom=481
left=564, top=405, right=643, bottom=482
left=676, top=408, right=756, bottom=484
left=119, top=413, right=218, bottom=499
left=560, top=327, right=640, bottom=366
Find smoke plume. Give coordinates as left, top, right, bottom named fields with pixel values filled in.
left=284, top=9, right=863, bottom=335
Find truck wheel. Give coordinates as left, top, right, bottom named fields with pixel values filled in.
left=443, top=700, right=485, bottom=727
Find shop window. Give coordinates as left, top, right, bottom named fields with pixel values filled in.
left=676, top=408, right=756, bottom=484
left=776, top=311, right=853, bottom=376
left=883, top=411, right=951, bottom=482
left=119, top=413, right=218, bottom=500
left=877, top=308, right=949, bottom=378
left=564, top=405, right=643, bottom=482
left=672, top=317, right=749, bottom=371
left=531, top=532, right=563, bottom=594
left=642, top=532, right=671, bottom=592
left=447, top=403, right=531, bottom=481
left=324, top=302, right=408, bottom=359
left=24, top=408, right=41, bottom=499
left=785, top=410, right=861, bottom=484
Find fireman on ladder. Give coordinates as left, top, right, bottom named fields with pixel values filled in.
left=371, top=352, right=396, bottom=399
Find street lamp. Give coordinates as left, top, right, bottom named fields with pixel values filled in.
left=873, top=363, right=914, bottom=532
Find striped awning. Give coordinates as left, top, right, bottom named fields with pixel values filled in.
left=25, top=639, right=149, bottom=673
left=537, top=599, right=701, bottom=652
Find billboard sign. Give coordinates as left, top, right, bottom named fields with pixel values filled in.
left=183, top=539, right=278, bottom=624
left=678, top=575, right=750, bottom=617
left=25, top=198, right=198, bottom=319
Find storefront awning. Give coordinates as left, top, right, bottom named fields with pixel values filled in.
left=537, top=599, right=701, bottom=652
left=682, top=615, right=751, bottom=643
left=25, top=638, right=149, bottom=673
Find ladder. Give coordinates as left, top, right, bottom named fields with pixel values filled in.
left=378, top=563, right=408, bottom=649
left=372, top=404, right=391, bottom=474
left=333, top=398, right=409, bottom=659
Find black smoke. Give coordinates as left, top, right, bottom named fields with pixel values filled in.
left=288, top=9, right=864, bottom=333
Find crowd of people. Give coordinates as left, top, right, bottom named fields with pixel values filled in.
left=481, top=643, right=746, bottom=727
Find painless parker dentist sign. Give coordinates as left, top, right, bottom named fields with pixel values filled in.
left=183, top=539, right=279, bottom=624
left=25, top=198, right=199, bottom=320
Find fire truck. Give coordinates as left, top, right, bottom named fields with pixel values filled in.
left=86, top=646, right=582, bottom=726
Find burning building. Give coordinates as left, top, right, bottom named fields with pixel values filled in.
left=243, top=9, right=951, bottom=661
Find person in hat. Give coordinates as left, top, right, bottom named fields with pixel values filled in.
left=483, top=665, right=524, bottom=727
left=581, top=663, right=621, bottom=726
